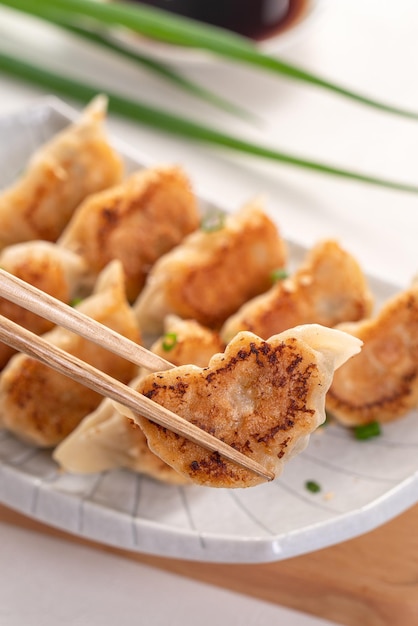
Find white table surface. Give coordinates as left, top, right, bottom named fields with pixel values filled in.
left=0, top=1, right=417, bottom=624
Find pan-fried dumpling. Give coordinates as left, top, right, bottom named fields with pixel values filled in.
left=53, top=397, right=188, bottom=484
left=59, top=166, right=200, bottom=301
left=221, top=239, right=373, bottom=343
left=326, top=283, right=418, bottom=425
left=134, top=200, right=287, bottom=334
left=149, top=315, right=225, bottom=368
left=133, top=325, right=362, bottom=488
left=53, top=316, right=223, bottom=481
left=0, top=241, right=89, bottom=369
left=0, top=261, right=140, bottom=446
left=0, top=96, right=123, bottom=249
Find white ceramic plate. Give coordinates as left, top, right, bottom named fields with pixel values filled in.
left=107, top=0, right=322, bottom=65
left=0, top=98, right=417, bottom=564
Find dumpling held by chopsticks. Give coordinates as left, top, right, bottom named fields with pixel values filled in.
left=53, top=315, right=225, bottom=482
left=131, top=324, right=362, bottom=488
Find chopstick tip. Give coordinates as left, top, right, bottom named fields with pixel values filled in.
left=265, top=469, right=275, bottom=482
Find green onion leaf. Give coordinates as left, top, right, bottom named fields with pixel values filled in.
left=270, top=268, right=288, bottom=283
left=305, top=480, right=321, bottom=494
left=354, top=421, right=382, bottom=440
left=2, top=0, right=418, bottom=119
left=1, top=52, right=417, bottom=193
left=8, top=3, right=258, bottom=123
left=161, top=332, right=178, bottom=352
left=200, top=208, right=226, bottom=232
left=69, top=297, right=83, bottom=307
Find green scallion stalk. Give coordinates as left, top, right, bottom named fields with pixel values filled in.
left=10, top=3, right=258, bottom=123
left=1, top=52, right=417, bottom=193
left=1, top=0, right=418, bottom=120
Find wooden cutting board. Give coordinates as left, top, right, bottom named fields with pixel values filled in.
left=1, top=502, right=418, bottom=626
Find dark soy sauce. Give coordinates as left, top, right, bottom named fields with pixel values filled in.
left=131, top=0, right=309, bottom=41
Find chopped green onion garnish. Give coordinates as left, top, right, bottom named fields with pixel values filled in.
left=354, top=421, right=381, bottom=440
left=69, top=297, right=83, bottom=307
left=305, top=480, right=321, bottom=494
left=270, top=268, right=288, bottom=283
left=161, top=332, right=178, bottom=352
left=200, top=209, right=226, bottom=233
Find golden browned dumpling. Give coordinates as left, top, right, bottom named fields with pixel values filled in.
left=53, top=397, right=188, bottom=484
left=0, top=241, right=88, bottom=369
left=0, top=96, right=123, bottom=249
left=0, top=261, right=141, bottom=446
left=59, top=166, right=200, bottom=301
left=134, top=200, right=287, bottom=334
left=54, top=315, right=223, bottom=481
left=150, top=315, right=225, bottom=368
left=134, top=325, right=362, bottom=488
left=221, top=239, right=373, bottom=343
left=326, top=283, right=418, bottom=425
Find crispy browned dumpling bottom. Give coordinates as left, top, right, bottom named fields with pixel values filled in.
left=59, top=166, right=200, bottom=301
left=54, top=316, right=225, bottom=482
left=134, top=325, right=361, bottom=488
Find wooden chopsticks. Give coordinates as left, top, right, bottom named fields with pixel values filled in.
left=0, top=269, right=274, bottom=483
left=0, top=269, right=174, bottom=373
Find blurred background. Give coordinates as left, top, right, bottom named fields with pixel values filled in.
left=0, top=0, right=417, bottom=288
